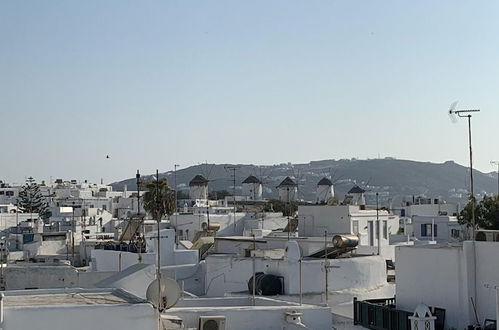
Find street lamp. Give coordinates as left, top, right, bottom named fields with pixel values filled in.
left=448, top=102, right=480, bottom=240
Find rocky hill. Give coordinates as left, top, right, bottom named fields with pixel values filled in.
left=111, top=158, right=498, bottom=206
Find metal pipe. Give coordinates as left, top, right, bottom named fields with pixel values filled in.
left=0, top=293, right=4, bottom=330
left=376, top=192, right=380, bottom=255
left=155, top=169, right=162, bottom=311
left=432, top=218, right=435, bottom=241
left=299, top=258, right=302, bottom=306
left=174, top=164, right=179, bottom=243
left=324, top=230, right=328, bottom=303
left=252, top=233, right=256, bottom=306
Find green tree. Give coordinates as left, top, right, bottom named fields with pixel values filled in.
left=208, top=190, right=232, bottom=200
left=17, top=177, right=49, bottom=220
left=460, top=195, right=499, bottom=230
left=143, top=179, right=176, bottom=220
left=264, top=199, right=298, bottom=216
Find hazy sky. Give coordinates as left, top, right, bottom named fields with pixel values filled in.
left=1, top=1, right=498, bottom=184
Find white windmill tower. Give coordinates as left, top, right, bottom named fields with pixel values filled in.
left=189, top=175, right=209, bottom=200
left=277, top=177, right=298, bottom=203
left=316, top=177, right=334, bottom=203
left=242, top=175, right=263, bottom=201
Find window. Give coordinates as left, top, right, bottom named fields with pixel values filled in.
left=451, top=229, right=460, bottom=238
left=383, top=221, right=388, bottom=239
left=421, top=223, right=438, bottom=237
left=352, top=221, right=359, bottom=235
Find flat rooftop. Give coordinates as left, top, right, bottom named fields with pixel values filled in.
left=2, top=288, right=147, bottom=307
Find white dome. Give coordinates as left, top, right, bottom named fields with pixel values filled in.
left=413, top=303, right=432, bottom=317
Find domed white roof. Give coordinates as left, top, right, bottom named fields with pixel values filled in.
left=413, top=303, right=432, bottom=317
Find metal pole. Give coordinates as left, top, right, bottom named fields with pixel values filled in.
left=15, top=205, right=19, bottom=250
left=432, top=218, right=435, bottom=241
left=299, top=258, right=302, bottom=305
left=324, top=230, right=328, bottom=303
left=376, top=192, right=380, bottom=255
left=468, top=116, right=475, bottom=241
left=233, top=167, right=236, bottom=231
left=136, top=170, right=141, bottom=216
left=252, top=233, right=256, bottom=306
left=287, top=187, right=290, bottom=240
left=72, top=204, right=75, bottom=265
left=155, top=169, right=162, bottom=311
left=174, top=164, right=179, bottom=243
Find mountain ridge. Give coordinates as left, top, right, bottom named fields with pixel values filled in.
left=110, top=158, right=498, bottom=206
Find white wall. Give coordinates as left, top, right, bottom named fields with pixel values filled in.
left=396, top=242, right=499, bottom=329
left=3, top=300, right=157, bottom=330
left=204, top=251, right=388, bottom=298
left=163, top=298, right=332, bottom=330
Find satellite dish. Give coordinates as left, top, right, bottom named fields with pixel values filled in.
left=448, top=101, right=458, bottom=123
left=146, top=277, right=182, bottom=311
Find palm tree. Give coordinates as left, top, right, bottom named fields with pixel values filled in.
left=143, top=178, right=175, bottom=221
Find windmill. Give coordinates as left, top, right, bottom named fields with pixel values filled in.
left=316, top=167, right=344, bottom=204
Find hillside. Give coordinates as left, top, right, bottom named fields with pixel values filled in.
left=110, top=159, right=498, bottom=206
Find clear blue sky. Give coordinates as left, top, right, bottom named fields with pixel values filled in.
left=1, top=1, right=498, bottom=184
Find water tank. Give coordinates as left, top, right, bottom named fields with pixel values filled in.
left=248, top=272, right=283, bottom=296
left=332, top=234, right=359, bottom=248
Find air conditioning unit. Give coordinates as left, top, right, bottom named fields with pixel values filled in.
left=199, top=316, right=226, bottom=330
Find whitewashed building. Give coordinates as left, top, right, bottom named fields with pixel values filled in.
left=412, top=215, right=465, bottom=243
left=298, top=204, right=400, bottom=258
left=316, top=177, right=334, bottom=203
left=396, top=241, right=499, bottom=329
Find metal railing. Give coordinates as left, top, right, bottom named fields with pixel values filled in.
left=353, top=297, right=412, bottom=330
left=353, top=298, right=446, bottom=330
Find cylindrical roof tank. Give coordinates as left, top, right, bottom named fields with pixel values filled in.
left=332, top=234, right=359, bottom=248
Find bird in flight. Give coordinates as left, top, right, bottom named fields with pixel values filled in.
left=106, top=155, right=110, bottom=159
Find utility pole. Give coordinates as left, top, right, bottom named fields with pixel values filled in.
left=71, top=201, right=75, bottom=265
left=136, top=170, right=141, bottom=216
left=252, top=233, right=256, bottom=306
left=155, top=169, right=162, bottom=312
left=491, top=161, right=499, bottom=196
left=174, top=164, right=179, bottom=243
left=287, top=187, right=290, bottom=240
left=15, top=205, right=19, bottom=250
left=225, top=166, right=240, bottom=231
left=324, top=230, right=328, bottom=303
left=376, top=192, right=380, bottom=256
